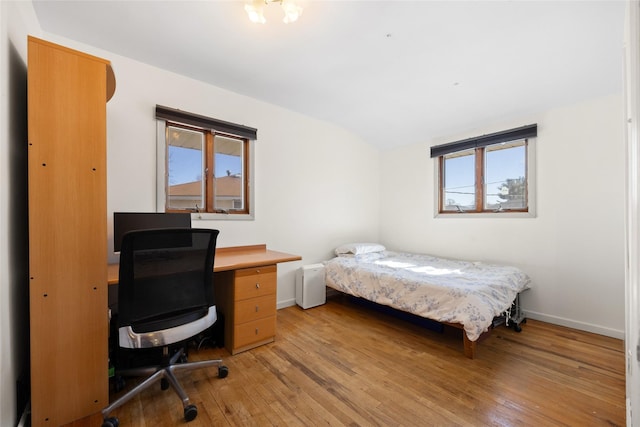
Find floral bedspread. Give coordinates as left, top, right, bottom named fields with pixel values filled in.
left=324, top=251, right=531, bottom=341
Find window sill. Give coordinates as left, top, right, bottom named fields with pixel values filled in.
left=191, top=212, right=255, bottom=221
left=434, top=210, right=536, bottom=219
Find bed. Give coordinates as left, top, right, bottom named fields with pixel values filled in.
left=324, top=243, right=531, bottom=358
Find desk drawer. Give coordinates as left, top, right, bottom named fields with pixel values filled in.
left=234, top=266, right=276, bottom=301
left=235, top=294, right=277, bottom=323
left=234, top=316, right=276, bottom=349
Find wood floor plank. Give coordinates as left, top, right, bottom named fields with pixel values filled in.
left=72, top=295, right=625, bottom=426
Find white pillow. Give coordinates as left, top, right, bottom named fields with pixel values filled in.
left=334, top=243, right=386, bottom=256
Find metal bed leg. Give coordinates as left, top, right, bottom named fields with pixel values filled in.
left=505, top=292, right=527, bottom=332
left=493, top=290, right=528, bottom=332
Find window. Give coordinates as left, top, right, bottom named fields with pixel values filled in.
left=431, top=124, right=536, bottom=215
left=167, top=126, right=205, bottom=211
left=156, top=105, right=256, bottom=218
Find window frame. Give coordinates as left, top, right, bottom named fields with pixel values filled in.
left=156, top=120, right=256, bottom=221
left=433, top=137, right=536, bottom=218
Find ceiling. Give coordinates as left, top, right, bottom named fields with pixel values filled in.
left=31, top=0, right=626, bottom=150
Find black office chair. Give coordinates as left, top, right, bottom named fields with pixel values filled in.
left=102, top=228, right=228, bottom=427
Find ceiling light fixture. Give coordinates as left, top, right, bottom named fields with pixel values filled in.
left=244, top=0, right=303, bottom=24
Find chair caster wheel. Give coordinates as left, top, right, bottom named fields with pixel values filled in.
left=102, top=417, right=119, bottom=427
left=184, top=404, right=198, bottom=421
left=218, top=365, right=229, bottom=378
left=513, top=324, right=522, bottom=333
left=161, top=378, right=169, bottom=390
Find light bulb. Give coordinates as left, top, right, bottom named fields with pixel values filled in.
left=245, top=0, right=266, bottom=24
left=281, top=0, right=302, bottom=24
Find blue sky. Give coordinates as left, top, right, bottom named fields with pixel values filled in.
left=168, top=146, right=241, bottom=185
left=444, top=145, right=525, bottom=207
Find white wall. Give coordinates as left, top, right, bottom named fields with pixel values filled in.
left=379, top=94, right=626, bottom=338
left=0, top=3, right=14, bottom=424
left=38, top=35, right=381, bottom=308
left=1, top=2, right=43, bottom=425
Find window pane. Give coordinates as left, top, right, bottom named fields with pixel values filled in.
left=443, top=150, right=475, bottom=211
left=167, top=126, right=204, bottom=210
left=214, top=135, right=244, bottom=211
left=484, top=141, right=526, bottom=210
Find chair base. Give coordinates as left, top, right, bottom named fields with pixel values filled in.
left=102, top=348, right=228, bottom=425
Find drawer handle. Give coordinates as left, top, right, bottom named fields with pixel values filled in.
left=255, top=305, right=259, bottom=312
left=255, top=328, right=259, bottom=335
left=255, top=283, right=260, bottom=289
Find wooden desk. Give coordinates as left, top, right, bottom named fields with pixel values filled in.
left=109, top=244, right=301, bottom=354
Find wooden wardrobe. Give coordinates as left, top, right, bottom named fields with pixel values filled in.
left=27, top=36, right=115, bottom=426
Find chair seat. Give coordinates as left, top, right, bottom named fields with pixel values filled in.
left=132, top=306, right=210, bottom=333
left=119, top=305, right=217, bottom=349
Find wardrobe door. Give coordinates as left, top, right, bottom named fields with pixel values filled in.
left=28, top=36, right=110, bottom=426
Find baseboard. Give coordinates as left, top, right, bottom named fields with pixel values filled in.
left=277, top=298, right=296, bottom=310
left=525, top=310, right=625, bottom=339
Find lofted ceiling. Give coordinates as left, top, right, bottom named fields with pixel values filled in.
left=31, top=0, right=626, bottom=150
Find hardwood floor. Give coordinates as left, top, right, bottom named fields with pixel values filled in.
left=74, top=295, right=625, bottom=426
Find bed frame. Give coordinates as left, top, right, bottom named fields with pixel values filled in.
left=444, top=323, right=488, bottom=359
left=337, top=290, right=527, bottom=359
left=450, top=292, right=527, bottom=358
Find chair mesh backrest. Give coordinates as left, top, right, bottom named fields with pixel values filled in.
left=117, top=228, right=219, bottom=333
